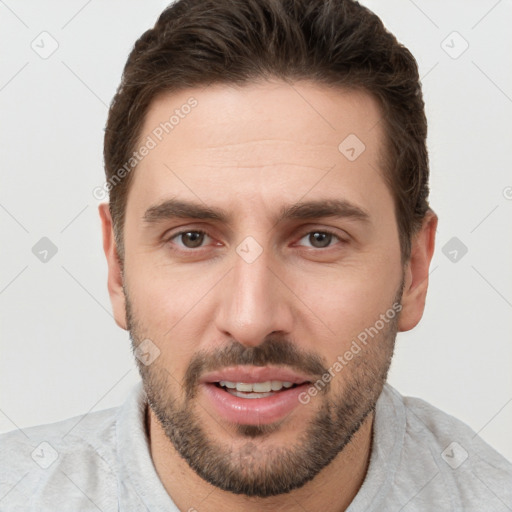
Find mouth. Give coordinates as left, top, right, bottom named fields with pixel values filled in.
left=199, top=366, right=314, bottom=425
left=213, top=380, right=302, bottom=399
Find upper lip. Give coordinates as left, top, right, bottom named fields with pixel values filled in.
left=199, top=366, right=314, bottom=385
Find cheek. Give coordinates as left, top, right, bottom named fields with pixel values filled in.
left=290, top=258, right=401, bottom=347
left=125, top=249, right=204, bottom=324
left=125, top=261, right=216, bottom=373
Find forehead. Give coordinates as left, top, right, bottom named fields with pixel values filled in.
left=127, top=80, right=391, bottom=223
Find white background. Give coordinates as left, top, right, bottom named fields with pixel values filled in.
left=1, top=0, right=511, bottom=463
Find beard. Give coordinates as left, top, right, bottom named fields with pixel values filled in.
left=126, top=282, right=402, bottom=498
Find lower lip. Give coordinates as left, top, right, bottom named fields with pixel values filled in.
left=202, top=383, right=310, bottom=425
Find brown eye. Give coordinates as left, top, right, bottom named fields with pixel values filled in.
left=171, top=230, right=209, bottom=249
left=309, top=232, right=333, bottom=248
left=297, top=231, right=340, bottom=249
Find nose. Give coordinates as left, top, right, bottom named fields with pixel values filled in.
left=214, top=244, right=294, bottom=348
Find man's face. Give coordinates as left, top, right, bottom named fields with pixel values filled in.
left=120, top=81, right=405, bottom=496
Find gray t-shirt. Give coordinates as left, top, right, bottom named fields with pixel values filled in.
left=1, top=382, right=511, bottom=511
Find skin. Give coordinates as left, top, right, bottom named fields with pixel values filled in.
left=99, top=80, right=437, bottom=512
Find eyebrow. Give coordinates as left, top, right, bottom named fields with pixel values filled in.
left=142, top=197, right=370, bottom=227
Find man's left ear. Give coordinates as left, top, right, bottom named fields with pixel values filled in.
left=398, top=209, right=438, bottom=332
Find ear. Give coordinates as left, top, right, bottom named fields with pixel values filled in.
left=99, top=203, right=128, bottom=330
left=398, top=209, right=438, bottom=332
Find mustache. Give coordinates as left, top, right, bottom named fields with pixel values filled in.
left=183, top=335, right=329, bottom=399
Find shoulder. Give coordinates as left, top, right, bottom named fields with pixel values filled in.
left=0, top=407, right=120, bottom=511
left=402, top=391, right=511, bottom=472
left=386, top=385, right=512, bottom=511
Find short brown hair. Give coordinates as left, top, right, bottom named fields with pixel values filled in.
left=104, top=0, right=430, bottom=263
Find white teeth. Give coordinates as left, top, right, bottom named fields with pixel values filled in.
left=252, top=381, right=272, bottom=392
left=235, top=382, right=253, bottom=392
left=271, top=380, right=283, bottom=391
left=219, top=381, right=236, bottom=389
left=218, top=380, right=296, bottom=392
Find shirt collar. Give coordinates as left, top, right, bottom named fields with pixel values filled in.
left=116, top=381, right=179, bottom=511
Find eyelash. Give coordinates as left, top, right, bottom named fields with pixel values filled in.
left=165, top=228, right=347, bottom=252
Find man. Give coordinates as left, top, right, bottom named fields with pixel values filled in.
left=1, top=0, right=511, bottom=510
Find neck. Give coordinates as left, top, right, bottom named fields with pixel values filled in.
left=148, top=409, right=373, bottom=512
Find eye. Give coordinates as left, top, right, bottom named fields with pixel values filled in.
left=169, top=230, right=212, bottom=249
left=165, top=228, right=346, bottom=253
left=296, top=230, right=344, bottom=249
